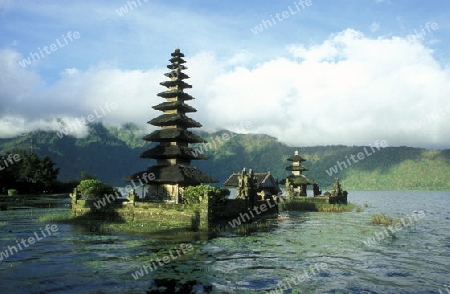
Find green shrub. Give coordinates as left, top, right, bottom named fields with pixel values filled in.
left=182, top=185, right=230, bottom=204
left=76, top=179, right=117, bottom=199
left=7, top=189, right=18, bottom=196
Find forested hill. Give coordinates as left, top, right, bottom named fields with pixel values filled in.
left=1, top=123, right=449, bottom=190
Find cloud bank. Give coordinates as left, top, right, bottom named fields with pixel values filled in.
left=1, top=29, right=449, bottom=148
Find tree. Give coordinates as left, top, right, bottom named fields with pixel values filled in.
left=0, top=152, right=22, bottom=194
left=80, top=171, right=97, bottom=181
left=15, top=151, right=59, bottom=193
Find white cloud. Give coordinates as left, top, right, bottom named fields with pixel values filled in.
left=1, top=29, right=449, bottom=148
left=202, top=29, right=450, bottom=147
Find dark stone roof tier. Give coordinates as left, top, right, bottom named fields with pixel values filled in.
left=169, top=56, right=186, bottom=64
left=125, top=164, right=218, bottom=185
left=139, top=145, right=208, bottom=160
left=167, top=64, right=187, bottom=70
left=148, top=114, right=202, bottom=128
left=171, top=49, right=184, bottom=57
left=285, top=165, right=308, bottom=172
left=287, top=154, right=306, bottom=162
left=159, top=80, right=192, bottom=89
left=157, top=90, right=194, bottom=100
left=142, top=128, right=205, bottom=143
left=284, top=175, right=316, bottom=185
left=164, top=72, right=189, bottom=80
left=152, top=101, right=197, bottom=113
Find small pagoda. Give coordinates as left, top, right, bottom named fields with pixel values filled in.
left=125, top=49, right=217, bottom=203
left=284, top=150, right=319, bottom=197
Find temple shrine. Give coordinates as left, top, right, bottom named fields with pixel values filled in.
left=224, top=168, right=280, bottom=200
left=125, top=49, right=217, bottom=203
left=284, top=150, right=320, bottom=197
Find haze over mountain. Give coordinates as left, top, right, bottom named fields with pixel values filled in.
left=1, top=123, right=449, bottom=191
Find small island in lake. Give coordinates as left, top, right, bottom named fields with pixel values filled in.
left=69, top=49, right=350, bottom=231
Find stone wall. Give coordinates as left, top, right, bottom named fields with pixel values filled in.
left=71, top=191, right=278, bottom=230
left=208, top=197, right=278, bottom=222
left=71, top=198, right=209, bottom=230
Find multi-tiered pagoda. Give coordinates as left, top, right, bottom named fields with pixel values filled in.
left=284, top=150, right=318, bottom=197
left=126, top=49, right=217, bottom=203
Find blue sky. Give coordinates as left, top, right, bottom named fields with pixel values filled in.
left=1, top=0, right=449, bottom=148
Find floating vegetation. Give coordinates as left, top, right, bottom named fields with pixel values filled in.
left=99, top=220, right=192, bottom=233
left=37, top=210, right=72, bottom=223
left=280, top=200, right=362, bottom=213
left=371, top=214, right=394, bottom=226
left=281, top=200, right=317, bottom=211
left=317, top=203, right=359, bottom=212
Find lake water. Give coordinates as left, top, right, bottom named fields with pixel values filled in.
left=0, top=191, right=449, bottom=293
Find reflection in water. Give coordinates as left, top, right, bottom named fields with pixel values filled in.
left=0, top=191, right=449, bottom=293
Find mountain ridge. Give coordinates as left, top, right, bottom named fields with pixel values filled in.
left=1, top=123, right=449, bottom=190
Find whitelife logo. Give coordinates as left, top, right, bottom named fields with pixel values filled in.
left=131, top=243, right=193, bottom=280
left=56, top=102, right=118, bottom=138
left=228, top=194, right=286, bottom=228
left=362, top=211, right=425, bottom=247
left=190, top=121, right=252, bottom=158
left=116, top=0, right=149, bottom=16
left=18, top=31, right=81, bottom=68
left=92, top=172, right=156, bottom=209
left=0, top=224, right=58, bottom=261
left=407, top=21, right=439, bottom=42
left=0, top=153, right=21, bottom=172
left=325, top=140, right=388, bottom=177
left=250, top=0, right=313, bottom=35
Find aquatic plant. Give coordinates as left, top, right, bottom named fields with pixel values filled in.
left=371, top=214, right=393, bottom=226
left=8, top=189, right=18, bottom=196
left=280, top=200, right=361, bottom=212
left=316, top=203, right=359, bottom=212
left=281, top=200, right=316, bottom=211
left=99, top=220, right=192, bottom=233
left=37, top=210, right=72, bottom=223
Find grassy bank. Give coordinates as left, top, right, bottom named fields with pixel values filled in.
left=38, top=209, right=200, bottom=234
left=0, top=193, right=70, bottom=208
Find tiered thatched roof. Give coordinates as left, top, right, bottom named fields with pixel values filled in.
left=125, top=49, right=217, bottom=185
left=127, top=165, right=217, bottom=185
left=283, top=150, right=316, bottom=186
